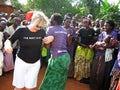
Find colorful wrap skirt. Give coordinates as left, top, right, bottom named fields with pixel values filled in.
left=109, top=69, right=120, bottom=90
left=39, top=53, right=70, bottom=90
left=74, top=46, right=94, bottom=80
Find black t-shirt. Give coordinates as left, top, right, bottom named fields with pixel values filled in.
left=78, top=28, right=95, bottom=45
left=9, top=26, right=45, bottom=63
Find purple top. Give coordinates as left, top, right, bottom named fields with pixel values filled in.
left=64, top=26, right=76, bottom=59
left=108, top=29, right=118, bottom=40
left=98, top=30, right=118, bottom=42
left=96, top=30, right=118, bottom=56
left=46, top=26, right=68, bottom=58
left=95, top=31, right=106, bottom=56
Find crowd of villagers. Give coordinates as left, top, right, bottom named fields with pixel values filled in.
left=0, top=9, right=120, bottom=90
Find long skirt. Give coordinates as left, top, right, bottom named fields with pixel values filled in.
left=3, top=52, right=14, bottom=72
left=90, top=51, right=116, bottom=90
left=39, top=53, right=70, bottom=90
left=67, top=44, right=75, bottom=78
left=74, top=46, right=94, bottom=80
left=90, top=55, right=105, bottom=90
left=104, top=58, right=116, bottom=90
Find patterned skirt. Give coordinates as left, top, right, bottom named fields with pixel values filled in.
left=109, top=69, right=120, bottom=90
left=39, top=53, right=70, bottom=90
left=74, top=46, right=94, bottom=80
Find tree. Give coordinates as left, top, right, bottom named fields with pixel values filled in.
left=0, top=0, right=8, bottom=4
left=71, top=0, right=101, bottom=19
left=99, top=0, right=120, bottom=26
left=9, top=0, right=120, bottom=27
left=23, top=0, right=79, bottom=17
left=10, top=0, right=22, bottom=10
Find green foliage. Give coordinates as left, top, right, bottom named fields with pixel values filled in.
left=13, top=0, right=79, bottom=17
left=10, top=0, right=22, bottom=10
left=30, top=0, right=77, bottom=17
left=98, top=0, right=120, bottom=26
left=10, top=0, right=120, bottom=26
left=73, top=0, right=101, bottom=19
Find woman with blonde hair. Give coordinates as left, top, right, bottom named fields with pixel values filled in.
left=4, top=11, right=48, bottom=90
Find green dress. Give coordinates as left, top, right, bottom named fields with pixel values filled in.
left=39, top=53, right=70, bottom=90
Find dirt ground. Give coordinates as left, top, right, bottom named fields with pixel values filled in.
left=0, top=66, right=90, bottom=90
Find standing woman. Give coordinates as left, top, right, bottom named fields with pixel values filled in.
left=4, top=17, right=21, bottom=62
left=63, top=17, right=76, bottom=78
left=90, top=20, right=118, bottom=90
left=39, top=13, right=70, bottom=90
left=4, top=11, right=48, bottom=90
left=74, top=18, right=96, bottom=83
left=103, top=20, right=118, bottom=90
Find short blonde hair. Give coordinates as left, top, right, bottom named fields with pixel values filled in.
left=31, top=11, right=49, bottom=27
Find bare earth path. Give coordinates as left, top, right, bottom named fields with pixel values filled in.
left=0, top=66, right=90, bottom=90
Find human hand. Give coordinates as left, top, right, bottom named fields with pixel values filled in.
left=5, top=47, right=13, bottom=54
left=4, top=40, right=13, bottom=54
left=89, top=45, right=94, bottom=49
left=104, top=36, right=111, bottom=43
left=110, top=38, right=118, bottom=46
left=43, top=36, right=54, bottom=44
left=5, top=48, right=13, bottom=54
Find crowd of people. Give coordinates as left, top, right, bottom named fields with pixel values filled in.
left=0, top=9, right=120, bottom=90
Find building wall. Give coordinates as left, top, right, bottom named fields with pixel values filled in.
left=0, top=4, right=14, bottom=16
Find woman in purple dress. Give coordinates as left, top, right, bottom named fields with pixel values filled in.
left=90, top=20, right=118, bottom=90
left=63, top=17, right=76, bottom=78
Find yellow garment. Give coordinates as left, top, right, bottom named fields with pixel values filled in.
left=42, top=46, right=47, bottom=57
left=75, top=46, right=94, bottom=62
left=74, top=46, right=94, bottom=80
